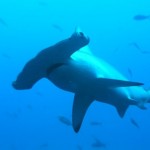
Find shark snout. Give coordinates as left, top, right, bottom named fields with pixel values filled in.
left=12, top=81, right=23, bottom=90
left=12, top=81, right=32, bottom=90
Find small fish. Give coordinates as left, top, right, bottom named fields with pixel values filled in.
left=1, top=53, right=11, bottom=59
left=133, top=14, right=150, bottom=21
left=130, top=118, right=140, bottom=128
left=52, top=24, right=63, bottom=32
left=92, top=137, right=106, bottom=148
left=90, top=121, right=102, bottom=126
left=129, top=42, right=150, bottom=54
left=0, top=18, right=7, bottom=27
left=140, top=50, right=150, bottom=54
left=58, top=116, right=72, bottom=126
left=129, top=42, right=141, bottom=51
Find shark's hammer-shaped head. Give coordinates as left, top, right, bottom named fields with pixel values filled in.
left=12, top=27, right=90, bottom=90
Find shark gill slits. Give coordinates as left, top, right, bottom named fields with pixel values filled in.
left=46, top=63, right=64, bottom=76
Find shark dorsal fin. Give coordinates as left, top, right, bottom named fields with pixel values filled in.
left=72, top=91, right=94, bottom=132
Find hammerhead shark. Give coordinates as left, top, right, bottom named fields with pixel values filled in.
left=12, top=28, right=150, bottom=133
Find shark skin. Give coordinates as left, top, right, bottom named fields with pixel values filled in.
left=47, top=46, right=150, bottom=132
left=12, top=27, right=89, bottom=90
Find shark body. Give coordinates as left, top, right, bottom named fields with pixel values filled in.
left=13, top=29, right=150, bottom=133
left=46, top=46, right=149, bottom=132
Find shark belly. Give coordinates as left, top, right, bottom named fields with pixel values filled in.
left=47, top=56, right=130, bottom=105
left=48, top=59, right=96, bottom=93
left=47, top=49, right=145, bottom=107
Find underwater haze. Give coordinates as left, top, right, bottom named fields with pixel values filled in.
left=0, top=0, right=150, bottom=149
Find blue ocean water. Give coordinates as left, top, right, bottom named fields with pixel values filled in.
left=0, top=0, right=150, bottom=149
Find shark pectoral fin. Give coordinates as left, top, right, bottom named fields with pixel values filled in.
left=97, top=78, right=144, bottom=88
left=72, top=91, right=93, bottom=133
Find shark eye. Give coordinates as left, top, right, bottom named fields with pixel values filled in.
left=79, top=32, right=84, bottom=37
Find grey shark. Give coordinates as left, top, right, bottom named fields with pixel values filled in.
left=13, top=28, right=150, bottom=133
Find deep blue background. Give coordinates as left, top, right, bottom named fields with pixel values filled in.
left=0, top=0, right=150, bottom=149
